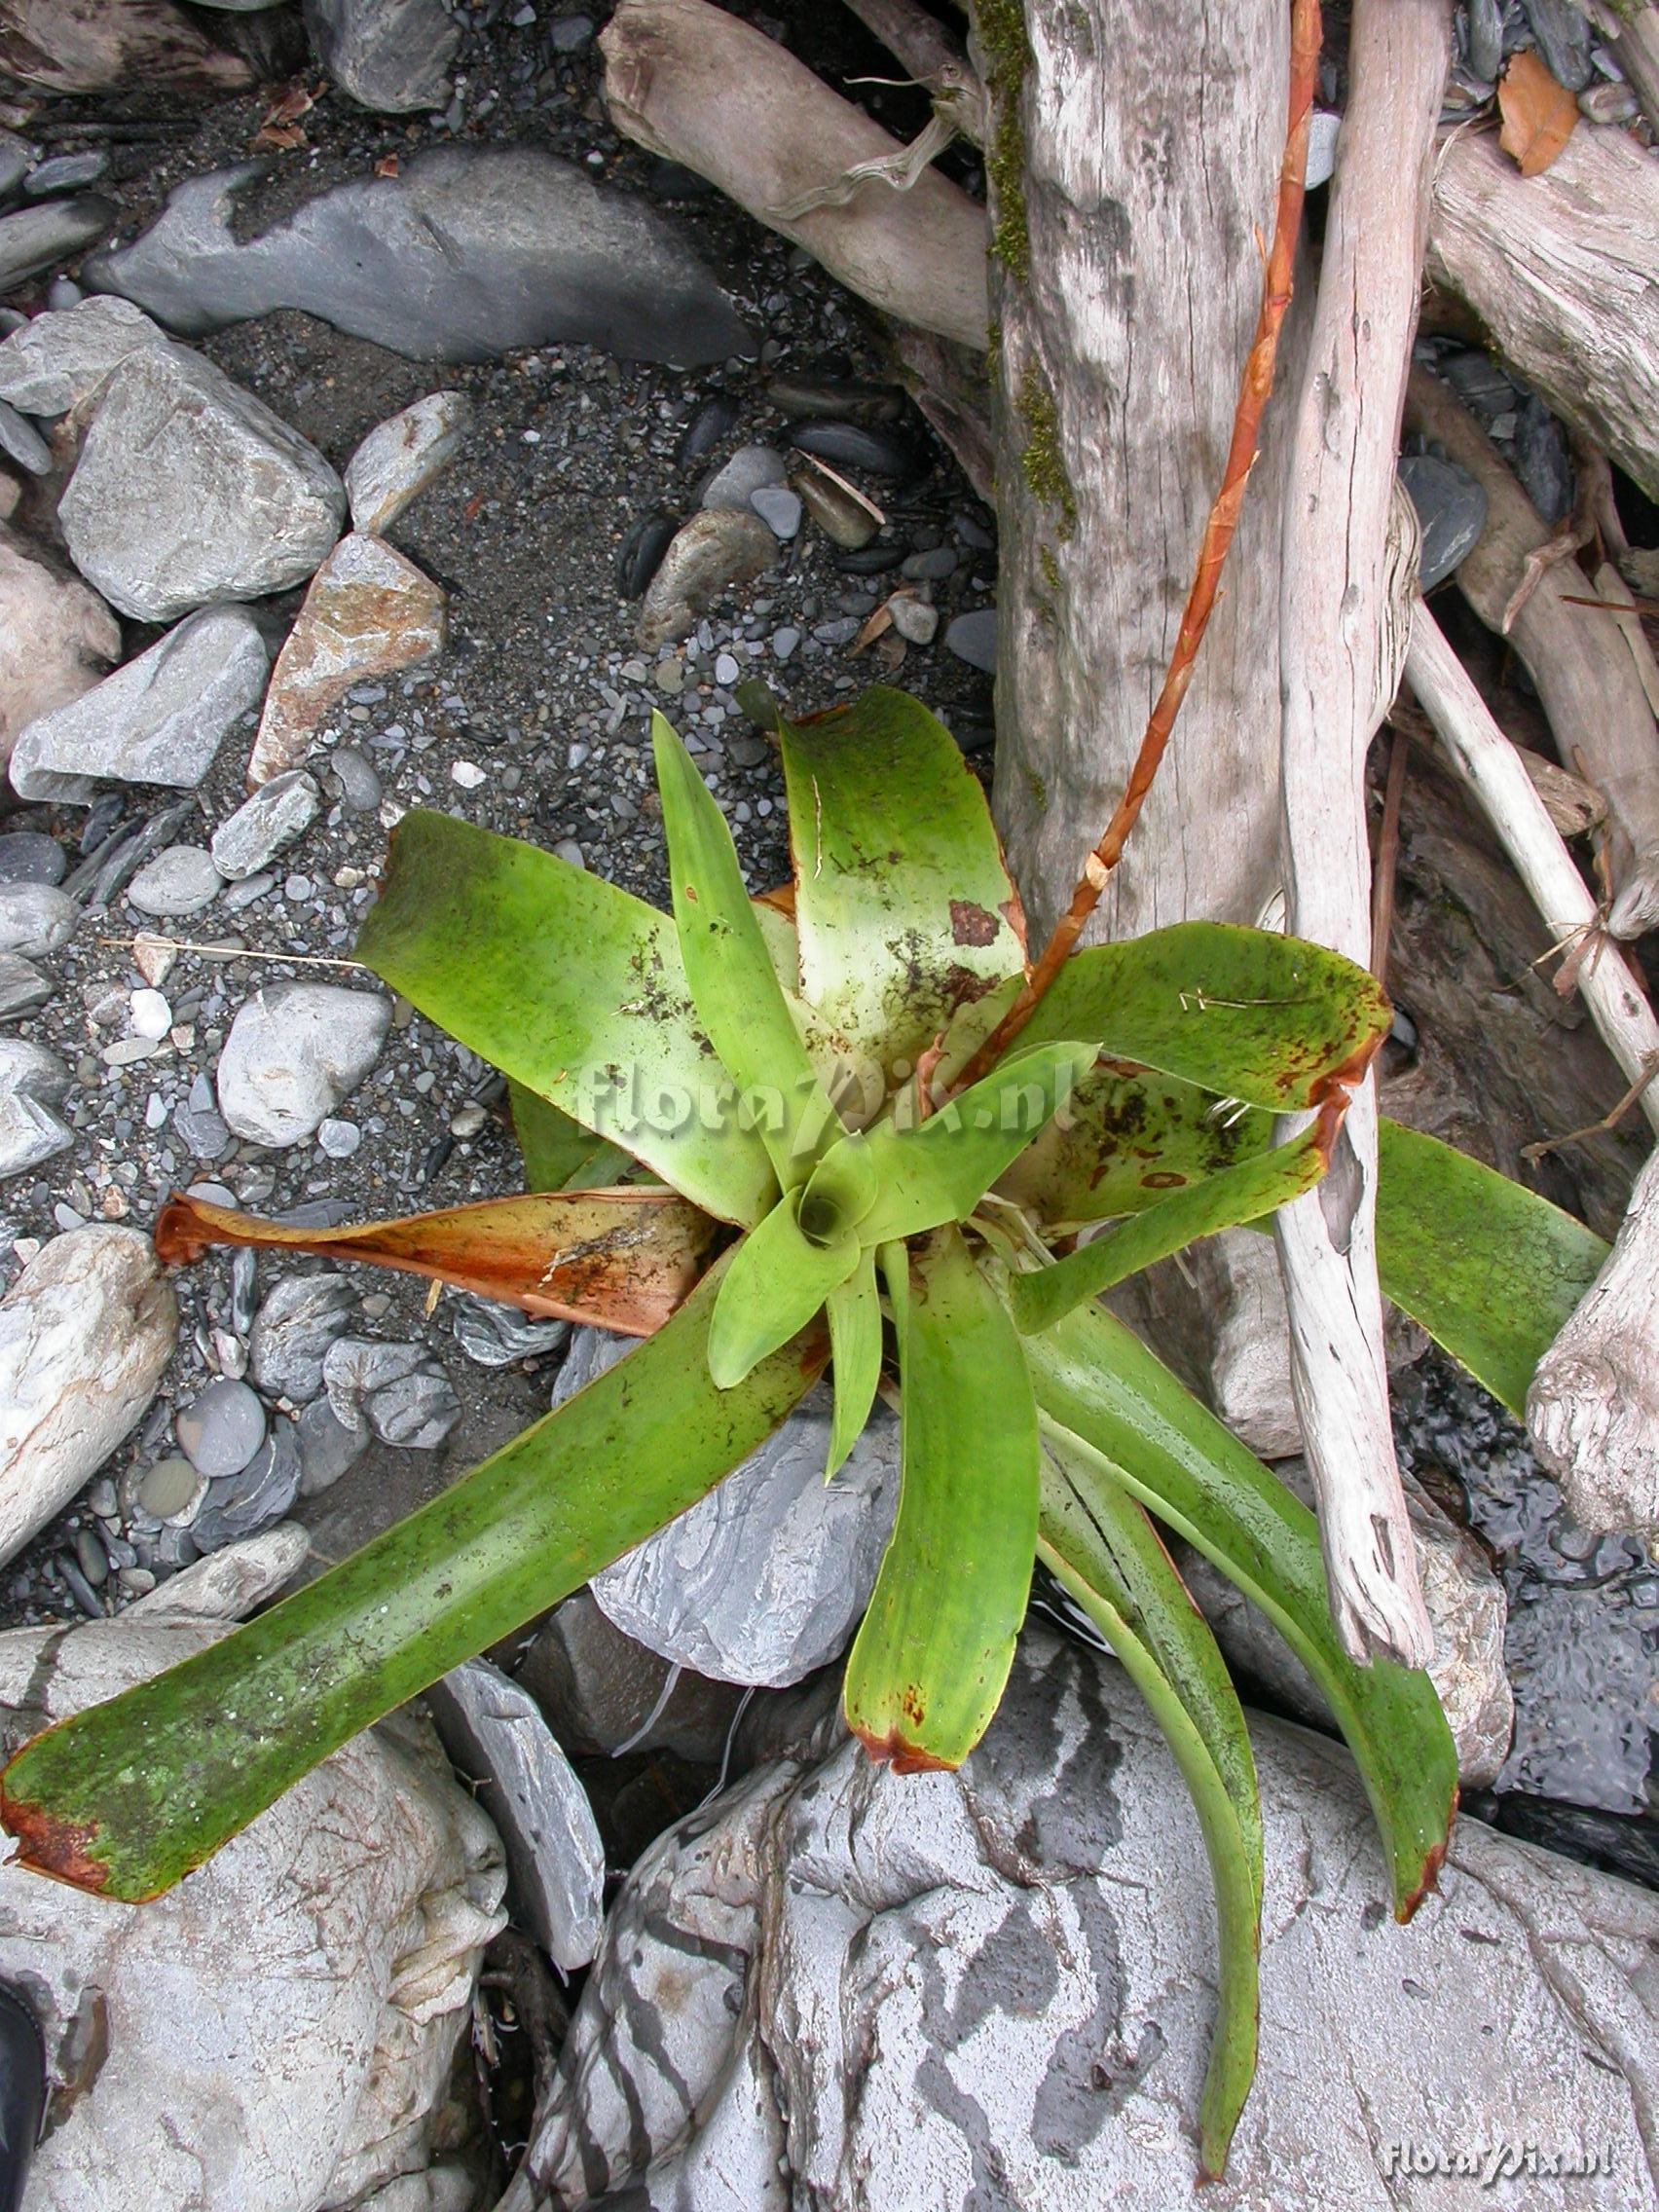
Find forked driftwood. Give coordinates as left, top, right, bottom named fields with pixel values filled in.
left=1403, top=367, right=1659, bottom=939
left=839, top=0, right=987, bottom=143
left=1426, top=122, right=1659, bottom=506
left=1271, top=0, right=1448, bottom=1670
left=599, top=0, right=987, bottom=350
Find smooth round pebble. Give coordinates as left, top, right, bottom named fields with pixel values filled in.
left=889, top=595, right=939, bottom=645
left=175, top=1378, right=268, bottom=1480
left=138, top=1455, right=205, bottom=1523
left=0, top=832, right=66, bottom=887
left=316, top=1117, right=361, bottom=1159
left=127, top=845, right=224, bottom=919
left=750, top=484, right=802, bottom=539
left=129, top=987, right=171, bottom=1040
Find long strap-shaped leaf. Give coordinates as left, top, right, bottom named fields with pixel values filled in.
left=1375, top=1118, right=1607, bottom=1419
left=842, top=1229, right=1038, bottom=1770
left=509, top=1080, right=632, bottom=1194
left=1038, top=1432, right=1260, bottom=2179
left=155, top=1187, right=718, bottom=1337
left=1008, top=1281, right=1456, bottom=1918
left=652, top=712, right=838, bottom=1193
left=1009, top=1112, right=1335, bottom=1336
left=0, top=1262, right=826, bottom=1900
left=355, top=809, right=774, bottom=1224
left=708, top=1192, right=861, bottom=1387
left=825, top=1247, right=883, bottom=1480
left=1012, top=922, right=1388, bottom=1111
left=776, top=685, right=1027, bottom=1068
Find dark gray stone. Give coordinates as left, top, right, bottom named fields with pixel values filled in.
left=0, top=195, right=115, bottom=292
left=518, top=1589, right=746, bottom=1763
left=191, top=1418, right=303, bottom=1551
left=943, top=607, right=997, bottom=672
left=86, top=150, right=755, bottom=369
left=296, top=1396, right=369, bottom=1495
left=1399, top=452, right=1488, bottom=590
left=22, top=151, right=109, bottom=197
left=1513, top=395, right=1572, bottom=527
left=322, top=1335, right=460, bottom=1449
left=0, top=398, right=48, bottom=475
left=451, top=1295, right=569, bottom=1368
left=0, top=950, right=51, bottom=1018
left=1522, top=0, right=1593, bottom=90
left=249, top=1271, right=357, bottom=1402
left=0, top=832, right=65, bottom=887
left=303, top=0, right=459, bottom=113
left=176, top=1377, right=268, bottom=1479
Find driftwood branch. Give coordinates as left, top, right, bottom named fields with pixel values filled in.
left=954, top=0, right=1318, bottom=1090
left=1272, top=0, right=1448, bottom=1671
left=1527, top=1145, right=1659, bottom=1543
left=1403, top=601, right=1659, bottom=1132
left=1605, top=5, right=1659, bottom=133
left=840, top=0, right=987, bottom=143
left=599, top=0, right=987, bottom=350
left=1403, top=366, right=1659, bottom=938
left=1426, top=122, right=1659, bottom=506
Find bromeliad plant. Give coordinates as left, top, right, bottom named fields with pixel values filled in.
left=0, top=685, right=1610, bottom=2176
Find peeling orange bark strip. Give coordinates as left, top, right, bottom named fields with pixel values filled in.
left=154, top=1186, right=719, bottom=1338
left=955, top=0, right=1321, bottom=1091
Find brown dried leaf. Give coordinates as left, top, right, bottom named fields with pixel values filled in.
left=252, top=124, right=308, bottom=152
left=1497, top=50, right=1578, bottom=177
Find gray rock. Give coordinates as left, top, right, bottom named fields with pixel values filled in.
left=323, top=1335, right=461, bottom=1448
left=637, top=508, right=776, bottom=651
left=173, top=1070, right=232, bottom=1161
left=191, top=1418, right=303, bottom=1550
left=0, top=1617, right=505, bottom=2212
left=700, top=444, right=787, bottom=512
left=1513, top=394, right=1572, bottom=527
left=344, top=387, right=471, bottom=533
left=249, top=1272, right=359, bottom=1402
left=210, top=770, right=320, bottom=880
left=0, top=526, right=120, bottom=779
left=0, top=0, right=252, bottom=94
left=1466, top=0, right=1503, bottom=82
left=22, top=150, right=108, bottom=197
left=296, top=1395, right=370, bottom=1495
left=1522, top=0, right=1593, bottom=90
left=315, top=1116, right=359, bottom=1159
left=0, top=881, right=76, bottom=957
left=0, top=129, right=34, bottom=201
left=888, top=593, right=939, bottom=645
left=518, top=1590, right=746, bottom=1764
left=749, top=483, right=802, bottom=538
left=325, top=743, right=383, bottom=813
left=0, top=397, right=49, bottom=475
left=1399, top=452, right=1488, bottom=591
left=304, top=0, right=459, bottom=113
left=0, top=1227, right=176, bottom=1566
left=10, top=606, right=270, bottom=805
left=0, top=1036, right=71, bottom=1182
left=124, top=1521, right=310, bottom=1622
left=176, top=1376, right=268, bottom=1479
left=125, top=844, right=223, bottom=919
left=523, top=1625, right=1659, bottom=2212
left=58, top=342, right=345, bottom=623
left=0, top=830, right=65, bottom=885
left=0, top=949, right=50, bottom=1018
left=943, top=606, right=997, bottom=672
left=426, top=1657, right=606, bottom=1970
left=135, top=1454, right=205, bottom=1524
left=215, top=982, right=389, bottom=1147
left=0, top=193, right=115, bottom=291
left=791, top=462, right=878, bottom=551
left=550, top=12, right=593, bottom=50
left=0, top=296, right=169, bottom=418
left=86, top=148, right=755, bottom=368
left=452, top=1294, right=569, bottom=1368
left=554, top=1328, right=899, bottom=1687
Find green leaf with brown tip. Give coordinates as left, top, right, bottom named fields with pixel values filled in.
left=0, top=1259, right=826, bottom=1902
left=1038, top=1428, right=1260, bottom=2178
left=778, top=686, right=1027, bottom=1072
left=1013, top=923, right=1389, bottom=1111
left=652, top=712, right=839, bottom=1191
left=843, top=1229, right=1038, bottom=1771
left=708, top=1190, right=861, bottom=1389
left=1375, top=1118, right=1608, bottom=1419
left=355, top=809, right=773, bottom=1225
left=1007, top=1277, right=1456, bottom=1920
left=1011, top=1116, right=1334, bottom=1335
left=825, top=1247, right=882, bottom=1480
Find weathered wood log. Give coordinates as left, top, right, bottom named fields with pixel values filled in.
left=1272, top=0, right=1447, bottom=1668
left=1426, top=123, right=1659, bottom=505
left=1528, top=1144, right=1659, bottom=1542
left=1404, top=600, right=1659, bottom=1139
left=1403, top=366, right=1659, bottom=938
left=1605, top=4, right=1659, bottom=133
left=839, top=0, right=986, bottom=143
left=599, top=0, right=987, bottom=351
left=972, top=0, right=1303, bottom=946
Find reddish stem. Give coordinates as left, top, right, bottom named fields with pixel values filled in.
left=955, top=0, right=1321, bottom=1092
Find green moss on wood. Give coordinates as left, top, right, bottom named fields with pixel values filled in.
left=1019, top=363, right=1076, bottom=536
left=975, top=0, right=1032, bottom=282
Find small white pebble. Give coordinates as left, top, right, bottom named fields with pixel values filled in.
left=129, top=987, right=172, bottom=1039
left=317, top=1118, right=362, bottom=1160
left=450, top=1102, right=487, bottom=1139
left=451, top=760, right=487, bottom=791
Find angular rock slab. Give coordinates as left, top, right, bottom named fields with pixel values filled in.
left=304, top=0, right=460, bottom=114
left=249, top=532, right=444, bottom=782
left=345, top=387, right=472, bottom=535
left=57, top=341, right=345, bottom=623
left=425, top=1657, right=607, bottom=1971
left=0, top=1036, right=72, bottom=1185
left=216, top=981, right=390, bottom=1147
left=0, top=296, right=169, bottom=419
left=522, top=1626, right=1659, bottom=2211
left=0, top=1617, right=505, bottom=2212
left=0, top=1227, right=176, bottom=1567
left=10, top=607, right=269, bottom=803
left=0, top=193, right=115, bottom=291
left=555, top=1327, right=899, bottom=1687
left=0, top=527, right=119, bottom=779
left=84, top=148, right=756, bottom=367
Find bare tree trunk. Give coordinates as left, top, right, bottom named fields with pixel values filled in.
left=974, top=0, right=1301, bottom=947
